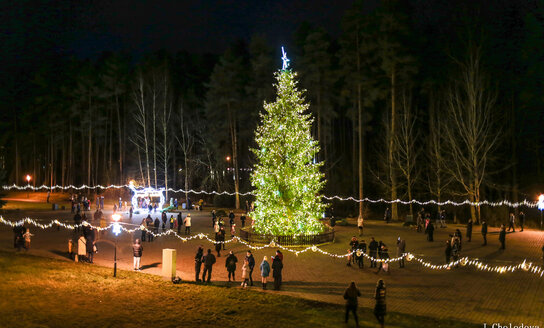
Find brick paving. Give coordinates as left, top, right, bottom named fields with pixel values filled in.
left=1, top=207, right=543, bottom=326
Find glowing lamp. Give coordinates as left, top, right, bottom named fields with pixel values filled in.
left=25, top=175, right=31, bottom=183
left=112, top=223, right=122, bottom=236
left=112, top=214, right=121, bottom=222
left=226, top=156, right=231, bottom=161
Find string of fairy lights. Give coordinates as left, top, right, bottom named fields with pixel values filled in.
left=1, top=216, right=542, bottom=277
left=2, top=184, right=539, bottom=208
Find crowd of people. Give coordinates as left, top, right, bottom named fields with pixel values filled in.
left=346, top=235, right=406, bottom=274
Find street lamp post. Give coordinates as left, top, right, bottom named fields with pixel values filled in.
left=25, top=175, right=31, bottom=198
left=538, top=195, right=544, bottom=230
left=112, top=214, right=122, bottom=277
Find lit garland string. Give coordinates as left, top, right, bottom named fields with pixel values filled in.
left=1, top=184, right=537, bottom=208
left=1, top=217, right=542, bottom=277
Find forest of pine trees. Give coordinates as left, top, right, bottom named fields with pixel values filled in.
left=2, top=1, right=544, bottom=222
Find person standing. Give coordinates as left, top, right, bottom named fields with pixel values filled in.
left=357, top=217, right=364, bottom=236
left=195, top=246, right=203, bottom=282
left=240, top=215, right=246, bottom=228
left=396, top=237, right=406, bottom=268
left=133, top=239, right=143, bottom=270
left=13, top=224, right=25, bottom=249
left=201, top=249, right=216, bottom=283
left=440, top=209, right=447, bottom=228
left=272, top=255, right=283, bottom=290
left=373, top=280, right=387, bottom=328
left=220, top=227, right=226, bottom=250
left=384, top=208, right=391, bottom=224
left=73, top=212, right=82, bottom=233
left=499, top=224, right=506, bottom=250
left=184, top=213, right=192, bottom=235
left=426, top=221, right=435, bottom=241
left=169, top=215, right=175, bottom=230
left=349, top=236, right=359, bottom=265
left=375, top=244, right=390, bottom=274
left=343, top=282, right=361, bottom=327
left=229, top=211, right=235, bottom=227
left=22, top=228, right=34, bottom=250
left=519, top=211, right=525, bottom=232
left=260, top=256, right=270, bottom=290
left=146, top=216, right=154, bottom=242
left=481, top=220, right=488, bottom=246
left=507, top=213, right=516, bottom=232
left=445, top=239, right=452, bottom=265
left=225, top=250, right=238, bottom=282
left=246, top=250, right=255, bottom=286
left=241, top=259, right=250, bottom=288
left=466, top=218, right=473, bottom=242
left=154, top=217, right=160, bottom=234
left=211, top=210, right=217, bottom=227
left=368, top=237, right=379, bottom=268
left=356, top=240, right=366, bottom=268
left=215, top=233, right=222, bottom=257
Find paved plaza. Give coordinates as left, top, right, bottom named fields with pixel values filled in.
left=1, top=197, right=543, bottom=326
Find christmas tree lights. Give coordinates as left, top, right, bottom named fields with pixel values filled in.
left=250, top=49, right=327, bottom=235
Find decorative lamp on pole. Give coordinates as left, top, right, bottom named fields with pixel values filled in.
left=538, top=194, right=544, bottom=230
left=25, top=175, right=31, bottom=198
left=112, top=214, right=122, bottom=277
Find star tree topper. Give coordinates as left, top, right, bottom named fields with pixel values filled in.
left=281, top=46, right=290, bottom=70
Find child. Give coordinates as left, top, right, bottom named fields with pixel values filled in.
left=68, top=239, right=74, bottom=260
left=23, top=228, right=34, bottom=250
left=231, top=223, right=236, bottom=236
left=241, top=259, right=249, bottom=288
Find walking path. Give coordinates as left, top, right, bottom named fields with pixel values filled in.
left=1, top=207, right=543, bottom=326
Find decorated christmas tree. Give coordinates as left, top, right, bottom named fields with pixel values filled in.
left=251, top=48, right=327, bottom=236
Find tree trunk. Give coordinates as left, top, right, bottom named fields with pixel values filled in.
left=228, top=103, right=240, bottom=209
left=356, top=26, right=364, bottom=221
left=87, top=93, right=92, bottom=191
left=115, top=93, right=123, bottom=185
left=389, top=67, right=398, bottom=221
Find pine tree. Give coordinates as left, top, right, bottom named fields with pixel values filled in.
left=251, top=58, right=327, bottom=236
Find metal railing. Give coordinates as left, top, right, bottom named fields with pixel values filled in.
left=239, top=227, right=335, bottom=246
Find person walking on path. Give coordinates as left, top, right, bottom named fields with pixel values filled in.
left=241, top=259, right=250, bottom=288
left=22, top=228, right=34, bottom=250
left=133, top=239, right=143, bottom=270
left=519, top=211, right=525, bottom=232
left=445, top=239, right=452, bottom=265
left=439, top=209, right=447, bottom=228
left=220, top=227, right=226, bottom=250
left=215, top=232, right=222, bottom=257
left=481, top=220, right=488, bottom=246
left=202, top=249, right=216, bottom=283
left=466, top=218, right=473, bottom=242
left=374, top=279, right=387, bottom=328
left=154, top=218, right=160, bottom=234
left=195, top=246, right=204, bottom=282
left=396, top=237, right=406, bottom=268
left=368, top=237, right=379, bottom=268
left=357, top=217, right=364, bottom=236
left=246, top=250, right=255, bottom=286
left=343, top=282, right=361, bottom=327
left=211, top=210, right=216, bottom=228
left=226, top=250, right=238, bottom=282
left=184, top=213, right=192, bottom=235
left=260, top=256, right=270, bottom=290
left=499, top=224, right=506, bottom=250
left=507, top=213, right=516, bottom=232
left=426, top=221, right=434, bottom=242
left=272, top=255, right=283, bottom=290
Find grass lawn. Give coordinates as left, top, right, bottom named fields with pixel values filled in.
left=0, top=251, right=474, bottom=328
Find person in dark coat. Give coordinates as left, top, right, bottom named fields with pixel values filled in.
left=343, top=282, right=361, bottom=327
left=86, top=237, right=95, bottom=263
left=245, top=250, right=255, bottom=286
left=348, top=236, right=359, bottom=265
left=374, top=279, right=386, bottom=328
left=140, top=218, right=147, bottom=242
left=177, top=212, right=183, bottom=234
left=146, top=216, right=154, bottom=242
left=455, top=229, right=463, bottom=251
left=215, top=232, right=222, bottom=257
left=481, top=220, right=488, bottom=246
left=445, top=239, right=452, bottom=264
left=202, top=249, right=216, bottom=283
left=499, top=224, right=506, bottom=250
left=426, top=222, right=434, bottom=241
left=519, top=211, right=525, bottom=232
left=240, top=215, right=246, bottom=228
left=272, top=255, right=283, bottom=290
left=225, top=251, right=238, bottom=282
left=396, top=237, right=406, bottom=268
left=220, top=227, right=226, bottom=250
left=466, top=218, right=473, bottom=242
left=154, top=218, right=160, bottom=234
left=229, top=211, right=235, bottom=226
left=384, top=208, right=391, bottom=223
left=13, top=224, right=25, bottom=249
left=211, top=210, right=217, bottom=227
left=368, top=237, right=379, bottom=268
left=195, top=246, right=204, bottom=282
left=73, top=213, right=81, bottom=233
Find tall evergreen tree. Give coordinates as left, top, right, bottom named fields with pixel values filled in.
left=251, top=52, right=326, bottom=235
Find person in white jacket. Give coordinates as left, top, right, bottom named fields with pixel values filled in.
left=184, top=213, right=192, bottom=235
